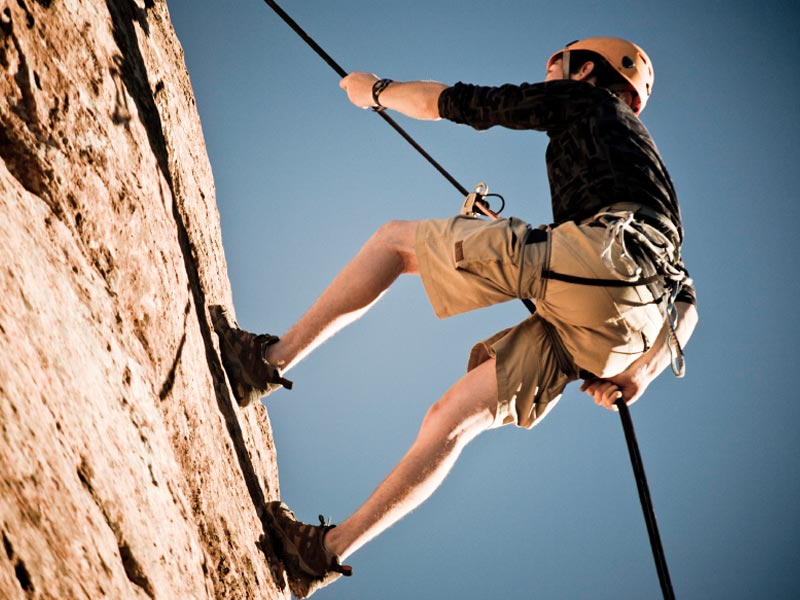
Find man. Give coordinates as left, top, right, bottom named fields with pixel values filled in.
left=211, top=37, right=698, bottom=598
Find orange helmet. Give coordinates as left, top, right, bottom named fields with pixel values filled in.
left=547, top=37, right=654, bottom=114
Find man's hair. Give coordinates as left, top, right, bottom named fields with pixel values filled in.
left=567, top=50, right=631, bottom=92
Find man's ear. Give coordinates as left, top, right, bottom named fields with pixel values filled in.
left=574, top=61, right=596, bottom=82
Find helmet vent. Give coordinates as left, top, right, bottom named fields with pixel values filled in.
left=622, top=56, right=635, bottom=69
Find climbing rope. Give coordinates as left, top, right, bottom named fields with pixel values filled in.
left=262, top=0, right=470, bottom=198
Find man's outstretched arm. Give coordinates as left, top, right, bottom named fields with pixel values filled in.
left=581, top=301, right=699, bottom=410
left=339, top=72, right=447, bottom=120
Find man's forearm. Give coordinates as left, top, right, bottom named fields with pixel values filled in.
left=339, top=72, right=447, bottom=120
left=581, top=300, right=699, bottom=408
left=375, top=80, right=447, bottom=120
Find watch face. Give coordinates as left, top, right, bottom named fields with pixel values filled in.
left=373, top=80, right=386, bottom=104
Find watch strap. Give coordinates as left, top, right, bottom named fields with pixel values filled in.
left=371, top=78, right=394, bottom=111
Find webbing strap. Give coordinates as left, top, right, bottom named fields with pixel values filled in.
left=542, top=269, right=663, bottom=288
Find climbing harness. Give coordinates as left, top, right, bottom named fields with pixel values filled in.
left=540, top=206, right=691, bottom=378
left=599, top=208, right=688, bottom=378
left=260, top=2, right=676, bottom=597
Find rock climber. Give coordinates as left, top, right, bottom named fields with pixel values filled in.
left=211, top=37, right=698, bottom=598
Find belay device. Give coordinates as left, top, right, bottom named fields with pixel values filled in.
left=260, top=2, right=676, bottom=598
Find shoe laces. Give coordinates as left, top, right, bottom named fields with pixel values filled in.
left=255, top=334, right=280, bottom=359
left=317, top=515, right=353, bottom=577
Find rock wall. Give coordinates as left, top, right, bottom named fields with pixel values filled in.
left=0, top=1, right=285, bottom=597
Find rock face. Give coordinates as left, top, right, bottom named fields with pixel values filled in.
left=0, top=1, right=285, bottom=598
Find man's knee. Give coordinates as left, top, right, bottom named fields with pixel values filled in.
left=419, top=399, right=461, bottom=447
left=420, top=385, right=495, bottom=445
left=373, top=220, right=419, bottom=273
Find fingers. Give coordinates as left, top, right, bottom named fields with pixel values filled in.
left=339, top=72, right=380, bottom=108
left=581, top=379, right=623, bottom=411
left=339, top=72, right=365, bottom=89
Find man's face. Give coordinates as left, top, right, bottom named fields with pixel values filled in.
left=545, top=56, right=565, bottom=81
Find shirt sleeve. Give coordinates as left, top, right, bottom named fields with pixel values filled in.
left=438, top=80, right=601, bottom=132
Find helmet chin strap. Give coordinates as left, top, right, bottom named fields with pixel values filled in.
left=561, top=50, right=571, bottom=79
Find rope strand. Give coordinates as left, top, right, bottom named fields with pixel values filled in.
left=262, top=0, right=469, bottom=197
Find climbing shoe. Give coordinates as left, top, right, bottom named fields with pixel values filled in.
left=265, top=501, right=352, bottom=599
left=208, top=305, right=292, bottom=407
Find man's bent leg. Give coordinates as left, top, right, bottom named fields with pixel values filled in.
left=324, top=357, right=500, bottom=560
left=268, top=220, right=420, bottom=372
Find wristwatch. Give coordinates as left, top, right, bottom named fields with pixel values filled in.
left=371, top=78, right=394, bottom=111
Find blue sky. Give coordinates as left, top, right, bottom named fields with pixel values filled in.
left=169, top=1, right=799, bottom=598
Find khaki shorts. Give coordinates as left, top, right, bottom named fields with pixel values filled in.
left=416, top=215, right=665, bottom=429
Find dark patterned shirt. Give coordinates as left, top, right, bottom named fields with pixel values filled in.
left=438, top=79, right=696, bottom=304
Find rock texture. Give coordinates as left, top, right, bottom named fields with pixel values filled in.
left=0, top=1, right=286, bottom=598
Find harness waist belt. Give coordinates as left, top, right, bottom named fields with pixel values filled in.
left=541, top=269, right=663, bottom=288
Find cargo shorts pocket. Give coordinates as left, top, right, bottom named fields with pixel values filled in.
left=452, top=217, right=530, bottom=298
left=612, top=300, right=665, bottom=356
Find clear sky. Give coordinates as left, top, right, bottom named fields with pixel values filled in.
left=168, top=1, right=799, bottom=598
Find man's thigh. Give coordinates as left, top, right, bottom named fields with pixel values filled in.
left=416, top=215, right=546, bottom=319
